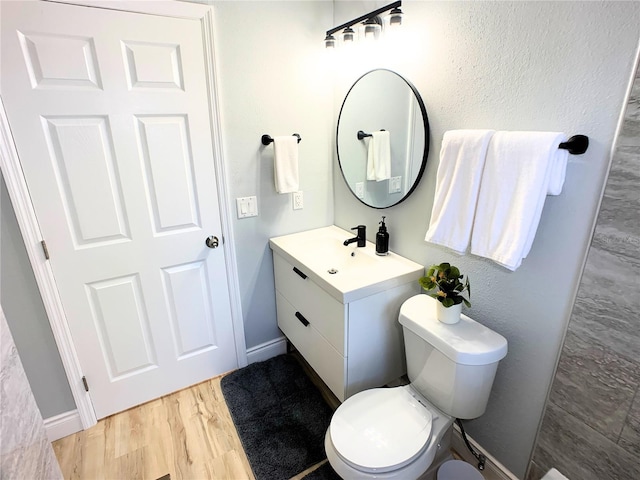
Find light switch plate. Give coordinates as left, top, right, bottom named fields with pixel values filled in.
left=389, top=176, right=402, bottom=194
left=236, top=196, right=258, bottom=218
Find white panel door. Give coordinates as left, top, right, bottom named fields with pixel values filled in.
left=1, top=1, right=239, bottom=418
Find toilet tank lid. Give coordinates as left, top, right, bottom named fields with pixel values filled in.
left=399, top=295, right=508, bottom=366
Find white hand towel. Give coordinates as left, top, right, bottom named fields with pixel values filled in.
left=470, top=131, right=567, bottom=270
left=273, top=136, right=299, bottom=194
left=424, top=129, right=495, bottom=253
left=366, top=130, right=391, bottom=181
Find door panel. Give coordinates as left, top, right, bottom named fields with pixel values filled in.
left=123, top=41, right=184, bottom=90
left=18, top=31, right=102, bottom=89
left=162, top=261, right=217, bottom=358
left=135, top=115, right=201, bottom=233
left=1, top=0, right=238, bottom=418
left=43, top=115, right=131, bottom=246
left=86, top=274, right=157, bottom=378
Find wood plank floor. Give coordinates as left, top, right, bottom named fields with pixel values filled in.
left=52, top=355, right=484, bottom=480
left=53, top=355, right=335, bottom=480
left=53, top=375, right=257, bottom=480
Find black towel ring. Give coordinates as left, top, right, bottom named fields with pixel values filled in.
left=261, top=133, right=302, bottom=146
left=357, top=129, right=386, bottom=140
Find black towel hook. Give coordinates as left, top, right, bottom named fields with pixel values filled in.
left=261, top=133, right=302, bottom=146
left=558, top=135, right=589, bottom=155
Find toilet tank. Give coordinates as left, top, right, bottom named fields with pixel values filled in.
left=399, top=295, right=508, bottom=419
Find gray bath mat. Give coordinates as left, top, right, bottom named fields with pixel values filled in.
left=220, top=354, right=334, bottom=480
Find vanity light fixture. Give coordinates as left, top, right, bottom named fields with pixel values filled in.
left=324, top=1, right=403, bottom=48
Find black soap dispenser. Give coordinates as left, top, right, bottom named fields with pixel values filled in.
left=376, top=216, right=389, bottom=256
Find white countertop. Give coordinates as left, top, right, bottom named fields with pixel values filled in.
left=269, top=225, right=424, bottom=303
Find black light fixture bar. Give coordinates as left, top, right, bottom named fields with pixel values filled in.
left=326, top=1, right=401, bottom=37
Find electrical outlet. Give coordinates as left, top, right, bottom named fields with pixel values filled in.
left=293, top=191, right=303, bottom=210
left=355, top=182, right=364, bottom=199
left=389, top=176, right=402, bottom=194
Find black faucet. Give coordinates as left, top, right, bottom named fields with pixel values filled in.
left=343, top=225, right=366, bottom=247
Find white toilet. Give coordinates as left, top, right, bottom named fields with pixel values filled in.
left=325, top=294, right=508, bottom=479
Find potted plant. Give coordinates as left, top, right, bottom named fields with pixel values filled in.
left=418, top=262, right=471, bottom=324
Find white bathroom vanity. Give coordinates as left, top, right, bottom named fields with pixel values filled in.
left=269, top=225, right=423, bottom=401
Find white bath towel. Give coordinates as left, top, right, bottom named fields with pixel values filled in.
left=547, top=142, right=569, bottom=195
left=366, top=130, right=391, bottom=181
left=424, top=129, right=495, bottom=253
left=273, top=136, right=299, bottom=194
left=470, top=131, right=567, bottom=270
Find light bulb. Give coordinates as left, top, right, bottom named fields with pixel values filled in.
left=389, top=7, right=403, bottom=27
left=342, top=27, right=355, bottom=43
left=324, top=34, right=336, bottom=48
left=363, top=18, right=381, bottom=40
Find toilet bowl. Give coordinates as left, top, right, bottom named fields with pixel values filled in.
left=325, top=385, right=454, bottom=479
left=325, top=294, right=508, bottom=479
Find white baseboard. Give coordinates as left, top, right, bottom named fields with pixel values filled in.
left=44, top=409, right=83, bottom=442
left=43, top=339, right=288, bottom=443
left=451, top=425, right=519, bottom=480
left=246, top=336, right=287, bottom=364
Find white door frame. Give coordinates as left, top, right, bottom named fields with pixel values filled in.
left=0, top=0, right=247, bottom=429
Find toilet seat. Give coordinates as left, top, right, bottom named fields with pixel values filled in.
left=329, top=386, right=434, bottom=474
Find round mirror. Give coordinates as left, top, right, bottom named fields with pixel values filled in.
left=337, top=69, right=429, bottom=209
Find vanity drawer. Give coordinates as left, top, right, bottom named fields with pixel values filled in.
left=275, top=291, right=346, bottom=401
left=273, top=254, right=346, bottom=355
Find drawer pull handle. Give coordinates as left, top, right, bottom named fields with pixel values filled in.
left=293, top=267, right=307, bottom=279
left=295, top=311, right=310, bottom=327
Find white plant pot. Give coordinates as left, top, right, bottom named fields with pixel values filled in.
left=437, top=302, right=462, bottom=325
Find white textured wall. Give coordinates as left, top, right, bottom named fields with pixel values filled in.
left=212, top=1, right=334, bottom=348
left=333, top=1, right=640, bottom=477
left=530, top=57, right=640, bottom=480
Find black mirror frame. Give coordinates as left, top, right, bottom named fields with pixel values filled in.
left=336, top=69, right=430, bottom=209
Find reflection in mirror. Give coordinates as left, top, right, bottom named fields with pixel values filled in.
left=337, top=69, right=429, bottom=209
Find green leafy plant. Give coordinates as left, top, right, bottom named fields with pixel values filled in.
left=419, top=262, right=471, bottom=308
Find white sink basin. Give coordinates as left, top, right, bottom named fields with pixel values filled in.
left=269, top=225, right=424, bottom=303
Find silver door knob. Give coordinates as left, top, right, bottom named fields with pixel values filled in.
left=205, top=236, right=219, bottom=248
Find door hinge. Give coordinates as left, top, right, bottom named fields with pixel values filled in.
left=82, top=376, right=89, bottom=392
left=41, top=240, right=50, bottom=260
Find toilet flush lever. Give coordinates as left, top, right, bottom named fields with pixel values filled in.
left=205, top=236, right=219, bottom=248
